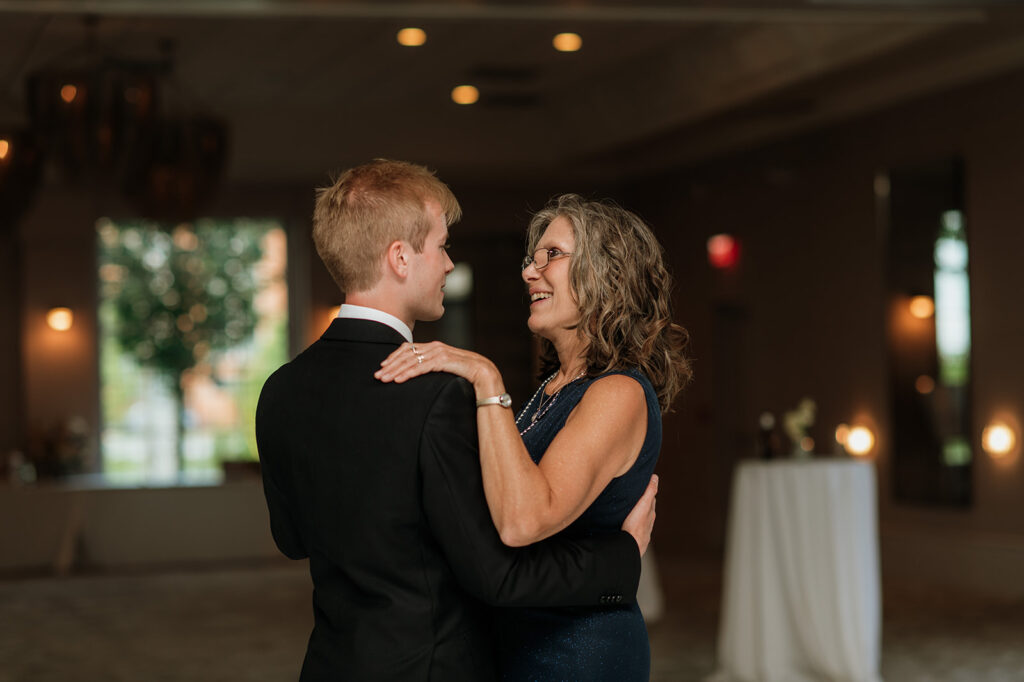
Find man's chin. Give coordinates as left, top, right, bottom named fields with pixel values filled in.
left=418, top=305, right=445, bottom=323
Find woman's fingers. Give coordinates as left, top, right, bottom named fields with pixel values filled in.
left=376, top=340, right=485, bottom=385
left=376, top=342, right=448, bottom=383
left=380, top=342, right=420, bottom=367
left=621, top=474, right=658, bottom=556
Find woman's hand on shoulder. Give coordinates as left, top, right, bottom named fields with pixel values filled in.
left=375, top=341, right=503, bottom=394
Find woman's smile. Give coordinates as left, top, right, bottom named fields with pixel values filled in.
left=530, top=290, right=553, bottom=305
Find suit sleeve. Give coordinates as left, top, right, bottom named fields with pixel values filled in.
left=420, top=377, right=641, bottom=607
left=255, top=373, right=308, bottom=560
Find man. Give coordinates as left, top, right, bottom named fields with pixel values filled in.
left=256, top=159, right=656, bottom=681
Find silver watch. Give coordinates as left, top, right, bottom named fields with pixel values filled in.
left=476, top=393, right=512, bottom=409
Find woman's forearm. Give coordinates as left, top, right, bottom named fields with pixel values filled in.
left=473, top=368, right=561, bottom=546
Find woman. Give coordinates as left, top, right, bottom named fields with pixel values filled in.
left=377, top=194, right=691, bottom=680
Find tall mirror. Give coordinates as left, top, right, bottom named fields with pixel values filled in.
left=881, top=158, right=972, bottom=506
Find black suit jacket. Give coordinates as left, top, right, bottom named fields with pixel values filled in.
left=256, top=318, right=640, bottom=681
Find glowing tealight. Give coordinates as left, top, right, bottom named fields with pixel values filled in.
left=47, top=307, right=73, bottom=331
left=982, top=422, right=1016, bottom=458
left=0, top=138, right=9, bottom=160
left=451, top=85, right=479, bottom=105
left=60, top=84, right=78, bottom=103
left=553, top=32, right=582, bottom=52
left=835, top=423, right=850, bottom=445
left=397, top=27, right=427, bottom=47
left=846, top=426, right=875, bottom=456
left=909, top=295, right=934, bottom=319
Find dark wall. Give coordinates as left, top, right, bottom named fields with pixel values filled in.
left=623, top=66, right=1024, bottom=559
left=6, top=66, right=1024, bottom=582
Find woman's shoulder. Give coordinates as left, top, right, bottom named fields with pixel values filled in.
left=582, top=369, right=658, bottom=413
left=579, top=370, right=647, bottom=411
left=590, top=368, right=654, bottom=391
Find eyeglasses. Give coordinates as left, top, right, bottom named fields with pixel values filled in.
left=522, top=247, right=573, bottom=272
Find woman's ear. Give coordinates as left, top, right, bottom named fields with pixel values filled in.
left=385, top=240, right=409, bottom=279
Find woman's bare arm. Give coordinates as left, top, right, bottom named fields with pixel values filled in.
left=377, top=342, right=647, bottom=545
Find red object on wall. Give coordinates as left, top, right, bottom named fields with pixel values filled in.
left=707, top=234, right=740, bottom=269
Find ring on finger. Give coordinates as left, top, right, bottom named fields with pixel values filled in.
left=417, top=354, right=424, bottom=364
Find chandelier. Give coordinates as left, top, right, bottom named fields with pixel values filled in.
left=121, top=40, right=228, bottom=222
left=15, top=18, right=228, bottom=221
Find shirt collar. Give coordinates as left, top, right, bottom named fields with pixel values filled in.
left=336, top=304, right=413, bottom=343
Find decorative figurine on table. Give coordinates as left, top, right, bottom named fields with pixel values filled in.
left=782, top=397, right=816, bottom=458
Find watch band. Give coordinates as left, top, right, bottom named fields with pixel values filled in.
left=476, top=393, right=512, bottom=409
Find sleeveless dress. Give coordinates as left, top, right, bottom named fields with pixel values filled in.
left=496, top=368, right=662, bottom=682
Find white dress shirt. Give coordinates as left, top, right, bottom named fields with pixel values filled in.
left=336, top=304, right=413, bottom=343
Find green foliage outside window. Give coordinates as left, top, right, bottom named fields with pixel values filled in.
left=98, top=217, right=288, bottom=481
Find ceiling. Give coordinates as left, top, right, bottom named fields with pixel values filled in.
left=2, top=1, right=1024, bottom=187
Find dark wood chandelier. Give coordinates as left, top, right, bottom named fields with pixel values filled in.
left=18, top=20, right=228, bottom=221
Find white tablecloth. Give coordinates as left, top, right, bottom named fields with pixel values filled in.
left=714, top=459, right=882, bottom=682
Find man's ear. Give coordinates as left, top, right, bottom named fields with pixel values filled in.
left=384, top=240, right=409, bottom=279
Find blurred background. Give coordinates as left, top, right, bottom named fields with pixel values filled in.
left=2, top=1, right=1024, bottom=680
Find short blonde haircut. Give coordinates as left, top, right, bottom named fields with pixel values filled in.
left=527, top=194, right=692, bottom=413
left=313, top=159, right=461, bottom=293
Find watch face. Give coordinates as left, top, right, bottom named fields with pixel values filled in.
left=499, top=393, right=512, bottom=408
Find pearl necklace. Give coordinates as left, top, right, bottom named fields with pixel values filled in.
left=515, top=368, right=587, bottom=437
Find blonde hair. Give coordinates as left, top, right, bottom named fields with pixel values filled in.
left=313, top=159, right=461, bottom=293
left=527, top=194, right=692, bottom=413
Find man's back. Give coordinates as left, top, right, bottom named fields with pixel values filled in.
left=256, top=318, right=640, bottom=680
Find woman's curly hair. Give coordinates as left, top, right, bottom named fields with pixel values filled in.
left=527, top=194, right=692, bottom=413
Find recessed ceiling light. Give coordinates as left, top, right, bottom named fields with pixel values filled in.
left=397, top=27, right=427, bottom=47
left=451, top=85, right=479, bottom=105
left=553, top=32, right=582, bottom=52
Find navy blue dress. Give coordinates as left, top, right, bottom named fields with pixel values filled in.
left=496, top=368, right=661, bottom=682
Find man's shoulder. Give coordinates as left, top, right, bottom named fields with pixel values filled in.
left=425, top=373, right=474, bottom=404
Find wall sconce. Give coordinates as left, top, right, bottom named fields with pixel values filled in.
left=982, top=421, right=1016, bottom=459
left=47, top=307, right=74, bottom=331
left=908, top=295, right=935, bottom=319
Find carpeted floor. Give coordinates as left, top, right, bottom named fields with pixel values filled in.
left=1, top=557, right=1023, bottom=681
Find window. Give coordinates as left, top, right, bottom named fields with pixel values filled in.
left=97, top=217, right=288, bottom=483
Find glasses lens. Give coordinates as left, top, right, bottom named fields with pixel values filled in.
left=522, top=249, right=548, bottom=271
